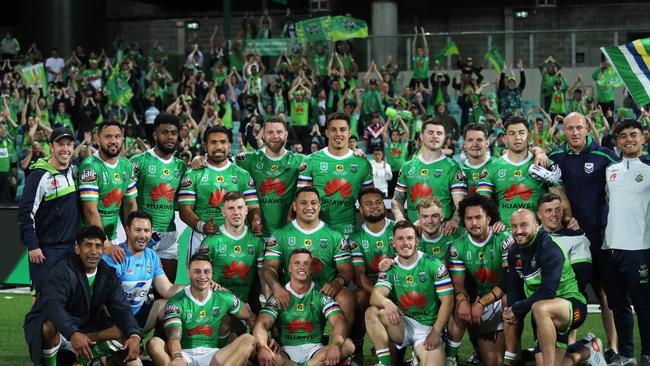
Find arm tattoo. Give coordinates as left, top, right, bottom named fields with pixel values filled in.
left=391, top=191, right=406, bottom=217
left=165, top=324, right=182, bottom=341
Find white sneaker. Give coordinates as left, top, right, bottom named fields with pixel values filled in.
left=446, top=356, right=458, bottom=366
left=586, top=336, right=607, bottom=366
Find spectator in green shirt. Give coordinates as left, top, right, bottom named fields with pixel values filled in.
left=592, top=58, right=621, bottom=118
left=539, top=55, right=561, bottom=110
left=410, top=27, right=430, bottom=88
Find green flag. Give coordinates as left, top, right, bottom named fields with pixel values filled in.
left=485, top=45, right=505, bottom=74
left=21, top=63, right=48, bottom=95
left=296, top=17, right=332, bottom=42
left=434, top=41, right=460, bottom=61
left=245, top=38, right=293, bottom=56
left=106, top=62, right=133, bottom=107
left=329, top=16, right=368, bottom=41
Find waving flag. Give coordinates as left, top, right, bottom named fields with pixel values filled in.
left=329, top=16, right=368, bottom=41
left=106, top=61, right=133, bottom=107
left=21, top=63, right=48, bottom=95
left=485, top=45, right=505, bottom=74
left=601, top=38, right=650, bottom=106
left=434, top=41, right=460, bottom=61
left=296, top=17, right=331, bottom=42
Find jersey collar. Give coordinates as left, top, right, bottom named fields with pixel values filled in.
left=395, top=250, right=423, bottom=270
left=467, top=230, right=494, bottom=248
left=417, top=153, right=445, bottom=165
left=323, top=147, right=352, bottom=160
left=185, top=286, right=213, bottom=306
left=502, top=151, right=532, bottom=166
left=148, top=148, right=174, bottom=164
left=93, top=152, right=119, bottom=169
left=362, top=218, right=390, bottom=237
left=463, top=156, right=490, bottom=169
left=219, top=225, right=248, bottom=240
left=286, top=281, right=315, bottom=298
left=291, top=220, right=325, bottom=235
left=206, top=160, right=232, bottom=171
left=421, top=230, right=444, bottom=243
left=262, top=148, right=287, bottom=161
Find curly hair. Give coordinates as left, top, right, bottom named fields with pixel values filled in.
left=457, top=194, right=500, bottom=226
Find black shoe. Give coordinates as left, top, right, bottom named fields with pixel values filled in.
left=605, top=349, right=618, bottom=364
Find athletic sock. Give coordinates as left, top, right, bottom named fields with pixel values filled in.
left=42, top=344, right=59, bottom=366
left=503, top=351, right=517, bottom=366
left=375, top=347, right=393, bottom=366
left=446, top=340, right=461, bottom=359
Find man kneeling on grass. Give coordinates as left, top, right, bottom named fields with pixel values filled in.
left=254, top=248, right=355, bottom=366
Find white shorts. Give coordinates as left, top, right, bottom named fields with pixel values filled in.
left=152, top=231, right=178, bottom=260
left=181, top=347, right=220, bottom=366
left=396, top=316, right=436, bottom=350
left=282, top=343, right=324, bottom=363
left=187, top=230, right=206, bottom=264
left=475, top=299, right=504, bottom=335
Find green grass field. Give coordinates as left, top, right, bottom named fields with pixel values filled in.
left=1, top=294, right=641, bottom=365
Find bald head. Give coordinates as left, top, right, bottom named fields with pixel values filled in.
left=564, top=112, right=589, bottom=152
left=510, top=209, right=539, bottom=246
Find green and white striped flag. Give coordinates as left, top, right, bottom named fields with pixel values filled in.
left=601, top=38, right=650, bottom=106
left=21, top=63, right=48, bottom=95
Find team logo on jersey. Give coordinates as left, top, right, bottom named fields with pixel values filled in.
left=187, top=310, right=193, bottom=319
left=437, top=264, right=448, bottom=278
left=515, top=257, right=523, bottom=268
left=150, top=183, right=174, bottom=203
left=456, top=170, right=467, bottom=181
left=296, top=303, right=305, bottom=312
left=480, top=169, right=489, bottom=179
left=434, top=169, right=442, bottom=177
left=256, top=161, right=264, bottom=170
left=113, top=172, right=121, bottom=181
left=288, top=237, right=296, bottom=246
left=419, top=272, right=427, bottom=282
left=375, top=240, right=384, bottom=248
left=234, top=245, right=241, bottom=254
left=219, top=244, right=226, bottom=253
left=408, top=166, right=416, bottom=176
left=449, top=246, right=458, bottom=258
left=199, top=310, right=206, bottom=318
left=102, top=188, right=124, bottom=208
left=361, top=240, right=369, bottom=248
left=212, top=307, right=221, bottom=317
left=131, top=161, right=140, bottom=174
left=399, top=291, right=426, bottom=310
left=478, top=252, right=485, bottom=260
left=271, top=164, right=279, bottom=172
left=174, top=169, right=181, bottom=177
left=336, top=164, right=344, bottom=172
left=420, top=168, right=429, bottom=176
left=324, top=178, right=352, bottom=198
left=148, top=165, right=156, bottom=174
left=320, top=162, right=328, bottom=171
left=514, top=170, right=522, bottom=177
left=472, top=173, right=480, bottom=180
left=164, top=303, right=180, bottom=316
left=311, top=258, right=323, bottom=275
left=378, top=271, right=388, bottom=280
left=320, top=239, right=328, bottom=248
left=410, top=182, right=432, bottom=202
left=498, top=169, right=506, bottom=178
left=217, top=176, right=225, bottom=183
left=146, top=265, right=152, bottom=273
left=530, top=256, right=537, bottom=270
left=287, top=318, right=315, bottom=333
left=163, top=168, right=170, bottom=176
left=299, top=161, right=308, bottom=172
left=636, top=174, right=644, bottom=182
left=584, top=163, right=594, bottom=174
left=248, top=177, right=255, bottom=187
left=180, top=176, right=192, bottom=188
left=260, top=178, right=287, bottom=196
left=80, top=169, right=97, bottom=182
left=502, top=236, right=514, bottom=251
left=231, top=176, right=238, bottom=184
left=247, top=244, right=255, bottom=254
left=235, top=152, right=247, bottom=162
left=432, top=247, right=440, bottom=254
left=304, top=239, right=312, bottom=247
left=201, top=174, right=209, bottom=183
left=209, top=189, right=226, bottom=207
left=265, top=236, right=278, bottom=247
left=505, top=184, right=533, bottom=201
left=466, top=251, right=472, bottom=261
left=224, top=260, right=249, bottom=279
left=351, top=164, right=358, bottom=173
left=405, top=275, right=414, bottom=284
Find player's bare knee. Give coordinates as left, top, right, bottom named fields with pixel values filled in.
left=353, top=288, right=369, bottom=306
left=531, top=301, right=550, bottom=319
left=41, top=320, right=58, bottom=340
left=342, top=339, right=355, bottom=355
left=364, top=305, right=380, bottom=323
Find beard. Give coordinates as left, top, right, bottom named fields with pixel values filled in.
left=100, top=144, right=121, bottom=158
left=156, top=139, right=178, bottom=155
left=364, top=212, right=386, bottom=224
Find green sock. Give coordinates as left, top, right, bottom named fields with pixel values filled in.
left=42, top=345, right=58, bottom=366
left=446, top=340, right=461, bottom=358
left=298, top=362, right=309, bottom=366
left=375, top=347, right=393, bottom=366
left=503, top=351, right=517, bottom=365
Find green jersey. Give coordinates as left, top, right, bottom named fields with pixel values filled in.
left=0, top=138, right=17, bottom=173
left=348, top=219, right=395, bottom=282
left=477, top=153, right=551, bottom=227
left=265, top=220, right=351, bottom=286
left=375, top=251, right=453, bottom=324
left=396, top=155, right=468, bottom=222
left=236, top=149, right=305, bottom=236
left=461, top=157, right=495, bottom=195
left=131, top=149, right=186, bottom=232
left=449, top=230, right=513, bottom=296
left=78, top=154, right=137, bottom=241
left=290, top=100, right=309, bottom=127
left=385, top=141, right=409, bottom=173
left=412, top=56, right=429, bottom=80
left=178, top=161, right=259, bottom=227
left=260, top=282, right=342, bottom=346
left=298, top=149, right=373, bottom=235
left=418, top=229, right=463, bottom=264
left=198, top=226, right=265, bottom=301
left=163, top=287, right=243, bottom=349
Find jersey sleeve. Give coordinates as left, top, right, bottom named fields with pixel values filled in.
left=431, top=259, right=453, bottom=297
left=348, top=235, right=365, bottom=267
left=255, top=237, right=265, bottom=270
left=223, top=291, right=243, bottom=316
left=319, top=293, right=343, bottom=320
left=395, top=165, right=407, bottom=194
left=333, top=232, right=352, bottom=265
left=263, top=233, right=282, bottom=261
left=163, top=297, right=183, bottom=329
left=102, top=255, right=124, bottom=276
left=297, top=159, right=313, bottom=187
left=177, top=171, right=196, bottom=205
left=130, top=155, right=142, bottom=186
left=476, top=166, right=495, bottom=196
left=124, top=160, right=138, bottom=199
left=498, top=232, right=514, bottom=268
left=362, top=159, right=374, bottom=188
left=260, top=296, right=280, bottom=319
left=78, top=159, right=99, bottom=202
left=374, top=270, right=393, bottom=290
left=240, top=170, right=259, bottom=206
left=151, top=251, right=165, bottom=278
left=448, top=243, right=465, bottom=274
left=449, top=164, right=468, bottom=197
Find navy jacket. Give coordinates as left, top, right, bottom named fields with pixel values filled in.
left=24, top=253, right=140, bottom=365
left=549, top=137, right=618, bottom=235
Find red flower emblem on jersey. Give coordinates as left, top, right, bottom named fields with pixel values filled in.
left=469, top=186, right=477, bottom=194
left=223, top=260, right=250, bottom=280
left=473, top=267, right=500, bottom=285
left=209, top=189, right=226, bottom=207
left=259, top=178, right=287, bottom=197
left=504, top=184, right=532, bottom=201
left=369, top=255, right=388, bottom=274
left=391, top=148, right=402, bottom=157
left=187, top=325, right=214, bottom=337
left=410, top=182, right=432, bottom=202
left=287, top=318, right=315, bottom=333
left=150, top=182, right=175, bottom=203
left=324, top=178, right=352, bottom=198
left=399, top=290, right=427, bottom=311
left=311, top=258, right=324, bottom=276
left=102, top=188, right=124, bottom=208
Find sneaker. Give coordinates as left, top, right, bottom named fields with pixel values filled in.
left=350, top=352, right=363, bottom=366
left=605, top=350, right=618, bottom=365
left=638, top=355, right=650, bottom=366
left=446, top=356, right=458, bottom=366
left=521, top=348, right=536, bottom=363
left=607, top=354, right=637, bottom=366
left=585, top=337, right=607, bottom=366
left=466, top=351, right=480, bottom=364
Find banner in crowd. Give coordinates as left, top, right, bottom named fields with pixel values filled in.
left=296, top=16, right=368, bottom=43
left=485, top=44, right=505, bottom=74
left=245, top=38, right=295, bottom=56
left=20, top=63, right=48, bottom=95
left=434, top=40, right=460, bottom=61
left=106, top=62, right=134, bottom=107
left=601, top=38, right=650, bottom=106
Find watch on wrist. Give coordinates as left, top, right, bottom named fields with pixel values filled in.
left=196, top=220, right=206, bottom=233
